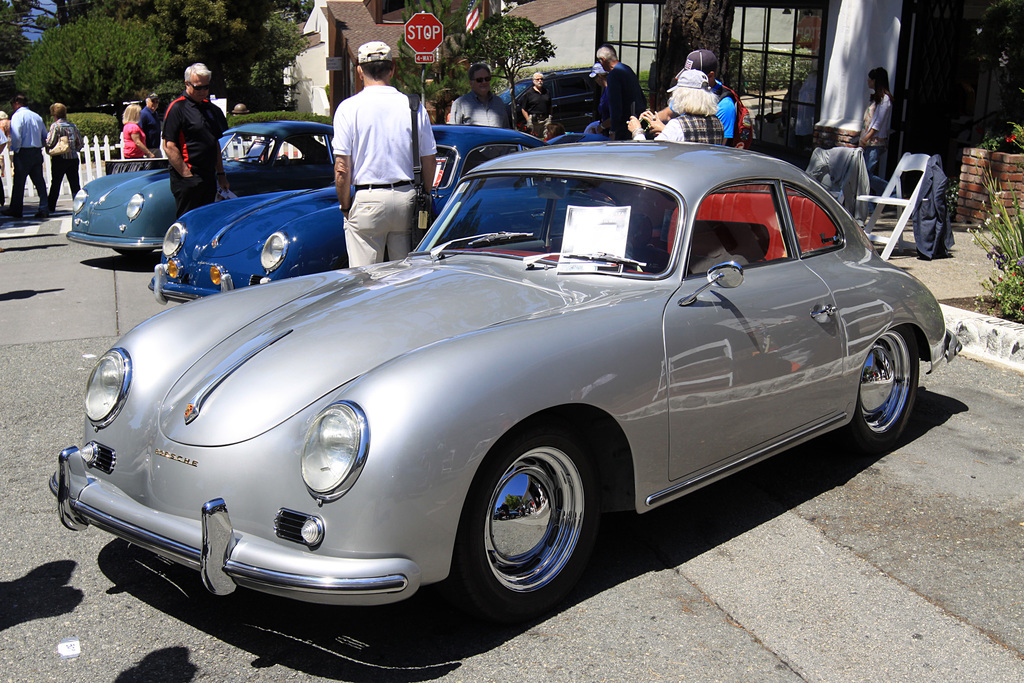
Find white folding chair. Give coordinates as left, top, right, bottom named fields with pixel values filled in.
left=856, top=152, right=931, bottom=260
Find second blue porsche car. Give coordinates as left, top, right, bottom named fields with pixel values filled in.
left=68, top=121, right=335, bottom=253
left=152, top=125, right=545, bottom=303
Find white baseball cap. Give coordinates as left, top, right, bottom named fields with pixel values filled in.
left=358, top=41, right=391, bottom=64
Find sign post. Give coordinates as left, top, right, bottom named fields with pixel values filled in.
left=404, top=12, right=444, bottom=64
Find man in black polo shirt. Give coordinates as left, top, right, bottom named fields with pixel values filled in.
left=519, top=73, right=551, bottom=137
left=162, top=63, right=229, bottom=217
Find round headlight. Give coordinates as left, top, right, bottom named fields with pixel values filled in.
left=163, top=222, right=186, bottom=257
left=73, top=189, right=88, bottom=215
left=85, top=348, right=132, bottom=427
left=126, top=193, right=145, bottom=221
left=261, top=231, right=289, bottom=273
left=301, top=402, right=368, bottom=500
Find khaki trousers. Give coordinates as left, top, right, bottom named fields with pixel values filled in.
left=344, top=185, right=416, bottom=267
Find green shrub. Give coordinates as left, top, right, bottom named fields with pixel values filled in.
left=68, top=112, right=119, bottom=140
left=973, top=171, right=1024, bottom=321
left=227, top=111, right=332, bottom=127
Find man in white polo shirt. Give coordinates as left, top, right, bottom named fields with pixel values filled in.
left=332, top=41, right=437, bottom=266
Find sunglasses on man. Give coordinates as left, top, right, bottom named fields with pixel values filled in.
left=474, top=76, right=491, bottom=83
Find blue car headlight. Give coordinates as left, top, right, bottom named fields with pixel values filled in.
left=261, top=231, right=289, bottom=273
left=163, top=222, right=186, bottom=258
left=73, top=189, right=88, bottom=215
left=85, top=348, right=132, bottom=428
left=126, top=193, right=145, bottom=221
left=301, top=402, right=368, bottom=502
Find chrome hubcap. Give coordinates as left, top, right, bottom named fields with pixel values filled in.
left=485, top=446, right=585, bottom=592
left=859, top=331, right=911, bottom=433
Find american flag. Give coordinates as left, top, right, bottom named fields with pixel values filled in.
left=466, top=0, right=480, bottom=32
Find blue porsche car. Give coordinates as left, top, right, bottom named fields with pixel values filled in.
left=152, top=125, right=545, bottom=303
left=68, top=121, right=335, bottom=254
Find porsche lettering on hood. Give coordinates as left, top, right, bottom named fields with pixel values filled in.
left=159, top=262, right=573, bottom=447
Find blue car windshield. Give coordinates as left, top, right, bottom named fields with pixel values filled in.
left=423, top=174, right=681, bottom=275
left=221, top=133, right=275, bottom=164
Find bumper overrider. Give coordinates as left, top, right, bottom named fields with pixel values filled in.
left=52, top=445, right=420, bottom=604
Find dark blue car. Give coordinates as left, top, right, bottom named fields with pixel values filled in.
left=152, top=125, right=545, bottom=303
left=68, top=121, right=335, bottom=253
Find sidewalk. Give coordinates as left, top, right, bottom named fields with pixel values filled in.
left=870, top=220, right=1024, bottom=373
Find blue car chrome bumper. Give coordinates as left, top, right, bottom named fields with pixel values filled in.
left=152, top=263, right=230, bottom=304
left=52, top=445, right=419, bottom=604
left=68, top=230, right=161, bottom=251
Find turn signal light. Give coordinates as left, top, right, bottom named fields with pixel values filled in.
left=210, top=265, right=223, bottom=286
left=166, top=259, right=180, bottom=279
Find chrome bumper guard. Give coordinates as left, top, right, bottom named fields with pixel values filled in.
left=943, top=328, right=962, bottom=363
left=53, top=445, right=411, bottom=599
left=153, top=263, right=168, bottom=304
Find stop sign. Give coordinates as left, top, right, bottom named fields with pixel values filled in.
left=405, top=12, right=444, bottom=54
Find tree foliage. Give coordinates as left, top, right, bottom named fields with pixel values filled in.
left=656, top=0, right=734, bottom=109
left=0, top=2, right=30, bottom=103
left=464, top=12, right=554, bottom=90
left=393, top=0, right=473, bottom=123
left=15, top=15, right=170, bottom=109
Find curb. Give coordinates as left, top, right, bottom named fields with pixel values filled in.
left=941, top=304, right=1024, bottom=374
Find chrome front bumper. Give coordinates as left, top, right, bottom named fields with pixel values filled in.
left=53, top=446, right=418, bottom=604
left=67, top=230, right=161, bottom=250
left=152, top=263, right=234, bottom=305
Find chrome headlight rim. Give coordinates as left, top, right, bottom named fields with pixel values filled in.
left=73, top=189, right=88, bottom=215
left=261, top=231, right=289, bottom=273
left=301, top=401, right=369, bottom=503
left=126, top=193, right=145, bottom=221
left=163, top=221, right=186, bottom=258
left=85, top=348, right=132, bottom=429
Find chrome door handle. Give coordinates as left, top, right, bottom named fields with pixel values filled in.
left=810, top=304, right=836, bottom=322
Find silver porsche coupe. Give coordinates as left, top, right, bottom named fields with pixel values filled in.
left=52, top=142, right=959, bottom=623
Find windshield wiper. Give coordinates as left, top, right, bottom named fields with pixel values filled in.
left=524, top=252, right=646, bottom=271
left=429, top=232, right=535, bottom=260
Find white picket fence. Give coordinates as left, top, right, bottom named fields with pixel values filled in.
left=1, top=135, right=161, bottom=200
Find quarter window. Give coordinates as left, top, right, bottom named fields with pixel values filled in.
left=785, top=186, right=842, bottom=255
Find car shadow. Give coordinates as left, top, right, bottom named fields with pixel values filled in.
left=90, top=386, right=966, bottom=680
left=82, top=252, right=161, bottom=273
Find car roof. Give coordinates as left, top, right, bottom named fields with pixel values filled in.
left=432, top=124, right=545, bottom=148
left=515, top=67, right=592, bottom=83
left=466, top=142, right=814, bottom=196
left=224, top=120, right=334, bottom=138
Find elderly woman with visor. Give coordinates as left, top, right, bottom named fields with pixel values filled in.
left=628, top=69, right=724, bottom=145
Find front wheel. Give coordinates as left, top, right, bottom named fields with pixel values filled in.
left=846, top=325, right=919, bottom=455
left=442, top=422, right=599, bottom=623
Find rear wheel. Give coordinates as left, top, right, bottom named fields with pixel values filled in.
left=443, top=422, right=599, bottom=623
left=847, top=325, right=919, bottom=454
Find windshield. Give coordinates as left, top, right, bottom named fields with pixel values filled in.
left=421, top=174, right=681, bottom=275
left=221, top=133, right=276, bottom=164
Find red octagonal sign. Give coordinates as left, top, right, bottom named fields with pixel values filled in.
left=405, top=12, right=444, bottom=55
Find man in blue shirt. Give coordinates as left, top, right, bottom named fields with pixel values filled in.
left=2, top=95, right=49, bottom=219
left=685, top=49, right=736, bottom=144
left=596, top=45, right=646, bottom=140
left=139, top=93, right=161, bottom=151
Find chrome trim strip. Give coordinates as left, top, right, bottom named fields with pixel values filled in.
left=64, top=495, right=408, bottom=596
left=225, top=561, right=409, bottom=595
left=646, top=413, right=848, bottom=507
left=184, top=329, right=292, bottom=424
left=67, top=231, right=161, bottom=250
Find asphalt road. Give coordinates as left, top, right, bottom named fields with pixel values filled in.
left=2, top=214, right=1023, bottom=682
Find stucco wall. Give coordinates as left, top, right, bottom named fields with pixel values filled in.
left=533, top=11, right=598, bottom=70
left=819, top=0, right=902, bottom=133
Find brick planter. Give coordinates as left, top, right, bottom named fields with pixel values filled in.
left=958, top=148, right=1024, bottom=224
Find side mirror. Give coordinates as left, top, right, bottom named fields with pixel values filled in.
left=678, top=261, right=745, bottom=306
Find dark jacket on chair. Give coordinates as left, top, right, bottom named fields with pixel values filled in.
left=912, top=154, right=954, bottom=260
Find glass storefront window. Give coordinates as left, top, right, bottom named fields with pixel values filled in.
left=730, top=3, right=827, bottom=154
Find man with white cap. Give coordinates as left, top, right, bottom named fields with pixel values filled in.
left=332, top=41, right=437, bottom=266
left=649, top=49, right=736, bottom=145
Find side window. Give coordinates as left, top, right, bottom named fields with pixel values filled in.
left=557, top=76, right=590, bottom=97
left=462, top=144, right=522, bottom=175
left=688, top=184, right=788, bottom=276
left=276, top=135, right=331, bottom=166
left=785, top=186, right=842, bottom=255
